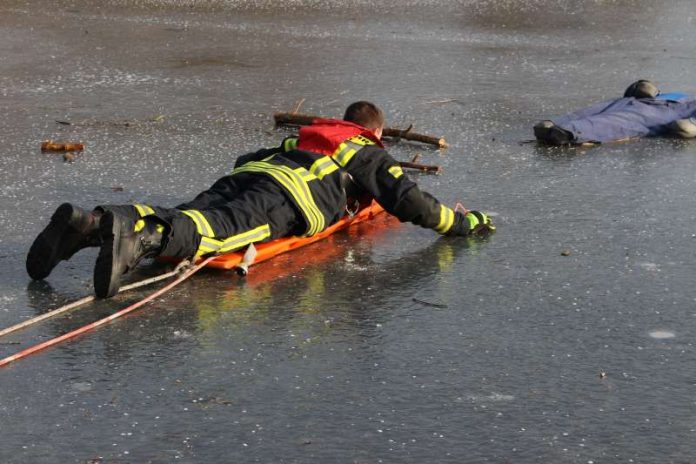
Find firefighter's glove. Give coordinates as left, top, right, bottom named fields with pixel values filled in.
left=465, top=211, right=495, bottom=236
left=449, top=211, right=495, bottom=237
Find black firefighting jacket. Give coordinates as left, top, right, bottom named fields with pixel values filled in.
left=232, top=129, right=470, bottom=237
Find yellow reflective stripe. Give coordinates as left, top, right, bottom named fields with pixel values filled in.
left=465, top=212, right=480, bottom=230
left=332, top=143, right=358, bottom=167
left=331, top=136, right=373, bottom=167
left=134, top=204, right=155, bottom=217
left=235, top=165, right=315, bottom=233
left=283, top=138, right=298, bottom=151
left=218, top=224, right=271, bottom=254
left=388, top=165, right=404, bottom=179
left=294, top=167, right=317, bottom=182
left=435, top=205, right=455, bottom=234
left=233, top=162, right=324, bottom=236
left=270, top=164, right=324, bottom=235
left=309, top=156, right=340, bottom=179
left=181, top=210, right=215, bottom=237
left=232, top=165, right=315, bottom=234
left=196, top=236, right=223, bottom=258
left=134, top=219, right=164, bottom=233
left=350, top=135, right=376, bottom=146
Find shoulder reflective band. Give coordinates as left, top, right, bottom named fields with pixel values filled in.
left=283, top=137, right=298, bottom=151
left=232, top=162, right=325, bottom=236
left=435, top=205, right=455, bottom=234
left=181, top=210, right=216, bottom=238
left=134, top=204, right=155, bottom=217
left=332, top=142, right=358, bottom=167
left=309, top=156, right=340, bottom=179
left=331, top=135, right=374, bottom=168
left=388, top=165, right=404, bottom=179
left=351, top=135, right=376, bottom=146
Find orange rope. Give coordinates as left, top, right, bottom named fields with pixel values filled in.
left=0, top=260, right=192, bottom=339
left=0, top=256, right=214, bottom=368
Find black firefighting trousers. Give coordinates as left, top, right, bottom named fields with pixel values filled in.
left=99, top=173, right=305, bottom=259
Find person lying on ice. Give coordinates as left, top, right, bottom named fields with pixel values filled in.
left=534, top=80, right=696, bottom=145
left=27, top=101, right=495, bottom=298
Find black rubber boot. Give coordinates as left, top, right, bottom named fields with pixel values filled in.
left=93, top=212, right=166, bottom=298
left=26, top=203, right=102, bottom=280
left=534, top=120, right=574, bottom=145
left=533, top=120, right=555, bottom=141
left=545, top=125, right=574, bottom=145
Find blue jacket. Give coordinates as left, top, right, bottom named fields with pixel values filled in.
left=551, top=93, right=696, bottom=143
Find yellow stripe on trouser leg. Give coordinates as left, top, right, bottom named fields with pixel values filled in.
left=435, top=205, right=455, bottom=234
left=195, top=236, right=223, bottom=258
left=134, top=219, right=165, bottom=233
left=134, top=204, right=155, bottom=217
left=218, top=224, right=271, bottom=254
left=193, top=225, right=271, bottom=258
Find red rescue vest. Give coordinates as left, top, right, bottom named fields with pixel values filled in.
left=297, top=118, right=383, bottom=156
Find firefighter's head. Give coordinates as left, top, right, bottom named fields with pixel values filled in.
left=343, top=101, right=385, bottom=139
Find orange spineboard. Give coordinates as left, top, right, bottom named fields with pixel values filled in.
left=202, top=200, right=386, bottom=271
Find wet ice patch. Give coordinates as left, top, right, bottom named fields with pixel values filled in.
left=1, top=295, right=17, bottom=311
left=10, top=68, right=203, bottom=96
left=466, top=392, right=515, bottom=402
left=72, top=382, right=93, bottom=392
left=637, top=262, right=659, bottom=272
left=649, top=330, right=675, bottom=339
left=173, top=330, right=192, bottom=339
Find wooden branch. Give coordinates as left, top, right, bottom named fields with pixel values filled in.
left=273, top=112, right=448, bottom=149
left=398, top=161, right=442, bottom=174
left=41, top=140, right=84, bottom=152
left=274, top=112, right=315, bottom=126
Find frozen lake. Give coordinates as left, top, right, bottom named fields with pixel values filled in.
left=1, top=0, right=696, bottom=462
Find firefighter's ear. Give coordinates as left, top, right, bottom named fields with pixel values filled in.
left=373, top=126, right=383, bottom=140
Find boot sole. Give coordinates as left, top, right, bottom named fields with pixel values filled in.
left=93, top=213, right=122, bottom=298
left=26, top=203, right=75, bottom=280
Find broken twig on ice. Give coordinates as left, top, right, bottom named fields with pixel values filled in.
left=273, top=112, right=449, bottom=149
left=398, top=161, right=442, bottom=174
left=41, top=140, right=84, bottom=152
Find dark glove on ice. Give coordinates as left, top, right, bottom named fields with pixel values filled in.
left=448, top=211, right=496, bottom=237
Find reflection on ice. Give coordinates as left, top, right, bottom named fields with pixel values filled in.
left=649, top=330, right=675, bottom=339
